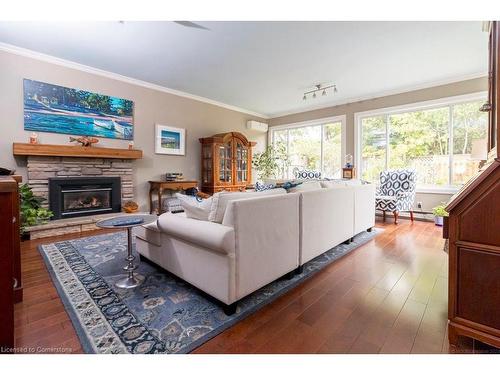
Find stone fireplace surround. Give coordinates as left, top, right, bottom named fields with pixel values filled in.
left=26, top=155, right=134, bottom=239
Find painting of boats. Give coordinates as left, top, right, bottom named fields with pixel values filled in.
left=23, top=79, right=134, bottom=140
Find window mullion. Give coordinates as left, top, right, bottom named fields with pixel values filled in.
left=286, top=129, right=290, bottom=179
left=320, top=124, right=324, bottom=175
left=385, top=114, right=390, bottom=170
left=449, top=105, right=454, bottom=186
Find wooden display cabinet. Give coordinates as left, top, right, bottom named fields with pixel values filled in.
left=199, top=132, right=256, bottom=194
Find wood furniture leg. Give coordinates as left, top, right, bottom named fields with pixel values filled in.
left=149, top=187, right=154, bottom=214
left=393, top=211, right=399, bottom=224
left=382, top=211, right=386, bottom=222
left=448, top=323, right=459, bottom=346
left=157, top=188, right=163, bottom=215
left=410, top=210, right=414, bottom=222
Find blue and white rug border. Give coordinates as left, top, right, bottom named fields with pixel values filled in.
left=39, top=243, right=106, bottom=354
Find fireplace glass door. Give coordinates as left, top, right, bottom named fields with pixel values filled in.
left=62, top=188, right=112, bottom=215
left=49, top=177, right=121, bottom=220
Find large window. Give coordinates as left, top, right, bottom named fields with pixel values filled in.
left=270, top=116, right=345, bottom=179
left=357, top=94, right=488, bottom=190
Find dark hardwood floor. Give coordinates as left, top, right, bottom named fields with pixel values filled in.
left=13, top=219, right=498, bottom=354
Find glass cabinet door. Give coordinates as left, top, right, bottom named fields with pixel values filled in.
left=202, top=145, right=213, bottom=184
left=218, top=142, right=232, bottom=183
left=234, top=140, right=249, bottom=184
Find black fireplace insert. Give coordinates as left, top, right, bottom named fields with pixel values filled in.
left=49, top=177, right=121, bottom=220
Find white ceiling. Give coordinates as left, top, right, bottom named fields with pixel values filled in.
left=0, top=21, right=489, bottom=118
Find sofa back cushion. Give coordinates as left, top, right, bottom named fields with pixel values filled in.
left=287, top=181, right=322, bottom=193
left=209, top=188, right=287, bottom=223
left=320, top=179, right=364, bottom=188
left=320, top=180, right=348, bottom=189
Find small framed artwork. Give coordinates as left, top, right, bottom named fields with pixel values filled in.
left=155, top=124, right=186, bottom=155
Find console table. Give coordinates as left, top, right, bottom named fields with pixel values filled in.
left=148, top=180, right=198, bottom=214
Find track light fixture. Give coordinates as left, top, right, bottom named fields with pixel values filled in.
left=302, top=84, right=337, bottom=101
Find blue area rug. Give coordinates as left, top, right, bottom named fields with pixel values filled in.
left=39, top=229, right=379, bottom=354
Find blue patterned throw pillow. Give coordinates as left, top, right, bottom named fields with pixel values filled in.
left=255, top=181, right=276, bottom=191
left=281, top=181, right=303, bottom=191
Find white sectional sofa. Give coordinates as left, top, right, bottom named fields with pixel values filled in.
left=299, top=186, right=354, bottom=266
left=136, top=192, right=300, bottom=314
left=135, top=180, right=375, bottom=314
left=297, top=182, right=375, bottom=269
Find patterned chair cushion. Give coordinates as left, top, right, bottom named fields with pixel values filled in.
left=375, top=169, right=416, bottom=213
left=375, top=195, right=397, bottom=212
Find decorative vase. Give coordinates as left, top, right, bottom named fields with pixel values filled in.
left=434, top=216, right=444, bottom=226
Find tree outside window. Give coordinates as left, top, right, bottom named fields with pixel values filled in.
left=359, top=99, right=487, bottom=188
left=271, top=121, right=343, bottom=179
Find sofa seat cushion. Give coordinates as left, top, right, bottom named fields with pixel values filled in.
left=157, top=212, right=235, bottom=254
left=208, top=188, right=287, bottom=223
left=375, top=195, right=398, bottom=211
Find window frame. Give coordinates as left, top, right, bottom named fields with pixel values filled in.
left=268, top=115, right=347, bottom=179
left=354, top=92, right=488, bottom=194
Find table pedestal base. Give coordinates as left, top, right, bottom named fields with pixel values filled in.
left=115, top=274, right=142, bottom=289
left=116, top=227, right=142, bottom=289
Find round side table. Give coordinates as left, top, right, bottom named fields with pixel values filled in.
left=96, top=214, right=157, bottom=289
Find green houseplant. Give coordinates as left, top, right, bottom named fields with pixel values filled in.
left=432, top=203, right=449, bottom=227
left=19, top=183, right=53, bottom=235
left=252, top=143, right=290, bottom=181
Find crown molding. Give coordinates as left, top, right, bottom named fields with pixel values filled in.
left=268, top=71, right=488, bottom=119
left=0, top=42, right=269, bottom=119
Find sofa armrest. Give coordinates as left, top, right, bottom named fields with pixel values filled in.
left=225, top=193, right=300, bottom=300
left=156, top=213, right=235, bottom=255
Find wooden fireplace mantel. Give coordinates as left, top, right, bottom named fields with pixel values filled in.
left=12, top=143, right=143, bottom=159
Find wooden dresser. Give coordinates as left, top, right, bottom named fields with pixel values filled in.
left=444, top=21, right=500, bottom=349
left=0, top=176, right=21, bottom=351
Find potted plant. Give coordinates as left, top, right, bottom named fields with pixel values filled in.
left=19, top=183, right=53, bottom=238
left=432, top=203, right=449, bottom=226
left=252, top=143, right=290, bottom=182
